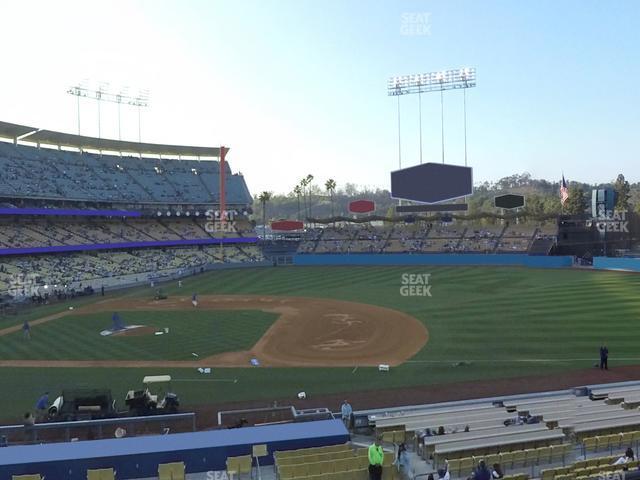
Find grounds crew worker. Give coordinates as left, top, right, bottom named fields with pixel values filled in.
left=368, top=436, right=384, bottom=480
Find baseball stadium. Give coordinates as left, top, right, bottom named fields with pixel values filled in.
left=2, top=2, right=640, bottom=480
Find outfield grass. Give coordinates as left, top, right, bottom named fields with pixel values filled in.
left=1, top=265, right=640, bottom=420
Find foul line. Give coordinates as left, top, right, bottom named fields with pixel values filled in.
left=172, top=378, right=239, bottom=383
left=404, top=358, right=640, bottom=364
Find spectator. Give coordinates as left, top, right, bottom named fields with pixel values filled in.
left=437, top=426, right=446, bottom=435
left=472, top=460, right=492, bottom=480
left=438, top=461, right=450, bottom=480
left=614, top=448, right=634, bottom=465
left=397, top=442, right=410, bottom=471
left=492, top=463, right=504, bottom=479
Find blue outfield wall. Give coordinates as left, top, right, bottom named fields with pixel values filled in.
left=0, top=420, right=348, bottom=479
left=593, top=257, right=640, bottom=272
left=294, top=253, right=573, bottom=268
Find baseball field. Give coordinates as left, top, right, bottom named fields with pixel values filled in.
left=1, top=265, right=640, bottom=424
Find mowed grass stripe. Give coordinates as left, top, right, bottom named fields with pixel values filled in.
left=2, top=310, right=278, bottom=361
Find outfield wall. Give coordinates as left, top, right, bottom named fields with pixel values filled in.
left=294, top=253, right=573, bottom=268
left=593, top=257, right=640, bottom=272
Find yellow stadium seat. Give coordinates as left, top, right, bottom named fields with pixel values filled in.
left=524, top=448, right=538, bottom=466
left=447, top=458, right=462, bottom=477
left=512, top=450, right=526, bottom=467
left=486, top=454, right=500, bottom=467
left=537, top=446, right=552, bottom=464
left=87, top=469, right=115, bottom=480
left=583, top=437, right=598, bottom=453
left=460, top=457, right=475, bottom=476
left=394, top=431, right=406, bottom=444
left=292, top=463, right=308, bottom=478
left=226, top=457, right=240, bottom=477
left=540, top=468, right=555, bottom=480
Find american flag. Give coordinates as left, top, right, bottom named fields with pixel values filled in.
left=560, top=175, right=569, bottom=205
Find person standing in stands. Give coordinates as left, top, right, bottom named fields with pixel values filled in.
left=472, top=460, right=492, bottom=480
left=368, top=436, right=384, bottom=480
left=341, top=399, right=353, bottom=429
left=600, top=344, right=609, bottom=370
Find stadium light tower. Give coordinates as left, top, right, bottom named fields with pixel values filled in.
left=67, top=83, right=151, bottom=141
left=387, top=67, right=476, bottom=167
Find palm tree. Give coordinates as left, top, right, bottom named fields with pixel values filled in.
left=325, top=178, right=337, bottom=221
left=258, top=191, right=272, bottom=238
left=293, top=185, right=302, bottom=220
left=299, top=178, right=309, bottom=218
left=305, top=174, right=314, bottom=218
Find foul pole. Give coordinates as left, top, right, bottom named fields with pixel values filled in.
left=219, top=146, right=227, bottom=261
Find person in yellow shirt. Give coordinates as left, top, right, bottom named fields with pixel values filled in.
left=368, top=436, right=384, bottom=480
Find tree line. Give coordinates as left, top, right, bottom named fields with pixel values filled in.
left=253, top=173, right=638, bottom=226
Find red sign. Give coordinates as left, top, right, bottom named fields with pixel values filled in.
left=271, top=220, right=304, bottom=231
left=349, top=200, right=375, bottom=214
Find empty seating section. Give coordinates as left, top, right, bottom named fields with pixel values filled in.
left=274, top=444, right=397, bottom=480
left=366, top=389, right=640, bottom=479
left=298, top=223, right=551, bottom=254
left=0, top=141, right=251, bottom=204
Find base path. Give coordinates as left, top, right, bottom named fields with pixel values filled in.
left=0, top=295, right=429, bottom=368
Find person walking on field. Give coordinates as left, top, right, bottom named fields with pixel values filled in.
left=22, top=320, right=31, bottom=340
left=600, top=344, right=609, bottom=370
left=341, top=400, right=352, bottom=429
left=368, top=436, right=384, bottom=480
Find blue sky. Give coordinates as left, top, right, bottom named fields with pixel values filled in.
left=0, top=0, right=638, bottom=195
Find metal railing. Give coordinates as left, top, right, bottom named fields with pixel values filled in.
left=0, top=412, right=196, bottom=445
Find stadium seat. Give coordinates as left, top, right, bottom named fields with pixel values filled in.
left=511, top=450, right=526, bottom=467
left=500, top=452, right=514, bottom=469
left=540, top=469, right=555, bottom=480
left=524, top=448, right=538, bottom=466
left=226, top=456, right=239, bottom=478
left=460, top=457, right=475, bottom=476
left=87, top=468, right=115, bottom=480
left=537, top=446, right=552, bottom=464
left=485, top=453, right=501, bottom=467
left=158, top=462, right=185, bottom=480
left=447, top=458, right=461, bottom=476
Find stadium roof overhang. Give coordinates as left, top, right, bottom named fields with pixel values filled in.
left=0, top=120, right=38, bottom=139
left=0, top=120, right=221, bottom=158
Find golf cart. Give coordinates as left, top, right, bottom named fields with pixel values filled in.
left=125, top=375, right=179, bottom=416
